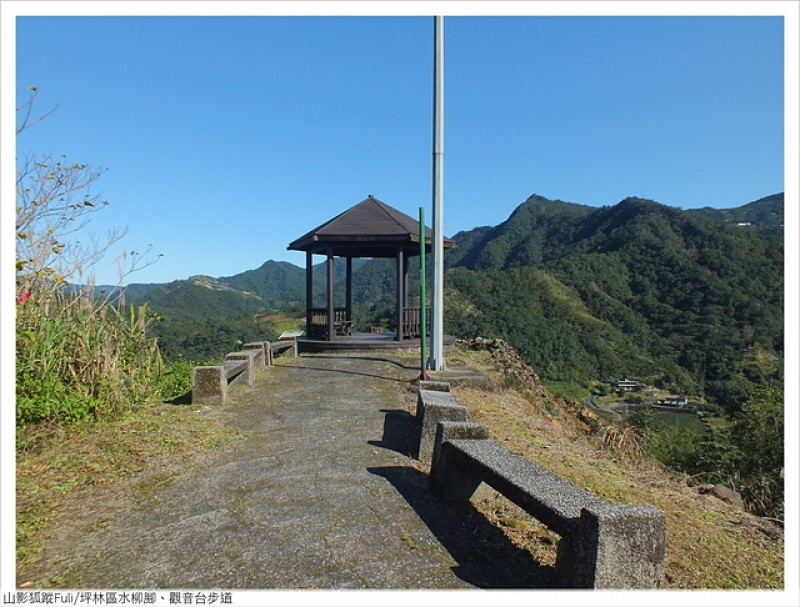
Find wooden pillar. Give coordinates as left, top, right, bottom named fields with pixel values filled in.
left=327, top=248, right=335, bottom=341
left=345, top=257, right=353, bottom=323
left=403, top=251, right=410, bottom=307
left=305, top=251, right=313, bottom=336
left=396, top=248, right=404, bottom=341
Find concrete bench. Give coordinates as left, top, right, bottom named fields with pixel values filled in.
left=243, top=341, right=269, bottom=366
left=430, top=421, right=666, bottom=589
left=192, top=349, right=259, bottom=405
left=242, top=339, right=297, bottom=367
left=270, top=339, right=298, bottom=358
left=415, top=387, right=466, bottom=462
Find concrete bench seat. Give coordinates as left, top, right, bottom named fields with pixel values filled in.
left=418, top=380, right=450, bottom=393
left=430, top=422, right=666, bottom=589
left=223, top=358, right=249, bottom=380
left=434, top=438, right=608, bottom=537
left=243, top=341, right=270, bottom=366
left=270, top=340, right=297, bottom=357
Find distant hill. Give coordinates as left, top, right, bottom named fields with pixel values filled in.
left=217, top=258, right=374, bottom=309
left=686, top=193, right=783, bottom=236
left=445, top=195, right=595, bottom=270
left=444, top=193, right=783, bottom=409
left=140, top=277, right=264, bottom=319
left=217, top=260, right=306, bottom=307
left=135, top=278, right=275, bottom=362
left=76, top=282, right=164, bottom=302
left=122, top=259, right=377, bottom=361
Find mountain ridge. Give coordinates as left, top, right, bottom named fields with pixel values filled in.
left=98, top=192, right=783, bottom=304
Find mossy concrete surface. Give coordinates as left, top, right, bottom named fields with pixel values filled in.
left=21, top=353, right=548, bottom=589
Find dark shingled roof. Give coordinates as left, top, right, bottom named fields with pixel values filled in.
left=287, top=195, right=455, bottom=258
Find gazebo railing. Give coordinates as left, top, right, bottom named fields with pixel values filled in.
left=307, top=306, right=429, bottom=340
left=308, top=307, right=350, bottom=340
left=401, top=306, right=430, bottom=340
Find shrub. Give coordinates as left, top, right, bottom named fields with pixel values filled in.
left=157, top=359, right=197, bottom=401
left=16, top=289, right=162, bottom=427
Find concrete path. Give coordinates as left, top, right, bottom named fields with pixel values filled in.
left=29, top=353, right=546, bottom=589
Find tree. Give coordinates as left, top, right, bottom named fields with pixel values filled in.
left=728, top=385, right=784, bottom=517
left=16, top=89, right=120, bottom=294
left=15, top=89, right=162, bottom=427
left=16, top=88, right=160, bottom=294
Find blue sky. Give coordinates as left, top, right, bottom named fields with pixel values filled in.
left=10, top=10, right=789, bottom=286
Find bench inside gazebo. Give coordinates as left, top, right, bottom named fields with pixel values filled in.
left=287, top=195, right=455, bottom=344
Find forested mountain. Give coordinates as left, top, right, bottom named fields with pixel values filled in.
left=445, top=196, right=594, bottom=270
left=77, top=281, right=164, bottom=302
left=686, top=193, right=783, bottom=236
left=217, top=260, right=306, bottom=307
left=127, top=259, right=378, bottom=360
left=444, top=194, right=783, bottom=410
left=138, top=277, right=277, bottom=362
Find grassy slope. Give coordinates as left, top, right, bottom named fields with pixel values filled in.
left=437, top=348, right=783, bottom=589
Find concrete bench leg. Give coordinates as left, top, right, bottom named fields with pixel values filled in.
left=193, top=366, right=226, bottom=404
left=243, top=342, right=267, bottom=367
left=429, top=421, right=491, bottom=500
left=557, top=503, right=666, bottom=589
left=418, top=401, right=466, bottom=463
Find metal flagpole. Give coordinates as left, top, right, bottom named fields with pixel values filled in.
left=419, top=207, right=428, bottom=380
left=430, top=15, right=446, bottom=370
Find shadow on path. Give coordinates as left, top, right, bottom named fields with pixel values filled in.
left=301, top=354, right=420, bottom=370
left=368, top=409, right=419, bottom=458
left=164, top=390, right=192, bottom=406
left=367, top=407, right=556, bottom=589
left=274, top=360, right=410, bottom=383
left=367, top=465, right=556, bottom=589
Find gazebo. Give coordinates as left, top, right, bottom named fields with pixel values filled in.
left=287, top=195, right=455, bottom=343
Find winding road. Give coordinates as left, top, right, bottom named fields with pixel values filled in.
left=583, top=394, right=624, bottom=421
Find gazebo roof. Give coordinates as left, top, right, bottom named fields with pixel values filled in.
left=287, top=195, right=455, bottom=258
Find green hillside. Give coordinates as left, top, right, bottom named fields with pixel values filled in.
left=217, top=260, right=306, bottom=307
left=444, top=194, right=783, bottom=410
left=444, top=266, right=666, bottom=384
left=446, top=195, right=594, bottom=271
left=141, top=278, right=276, bottom=362
left=687, top=193, right=783, bottom=236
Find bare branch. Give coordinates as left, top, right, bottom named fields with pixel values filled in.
left=16, top=87, right=59, bottom=134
